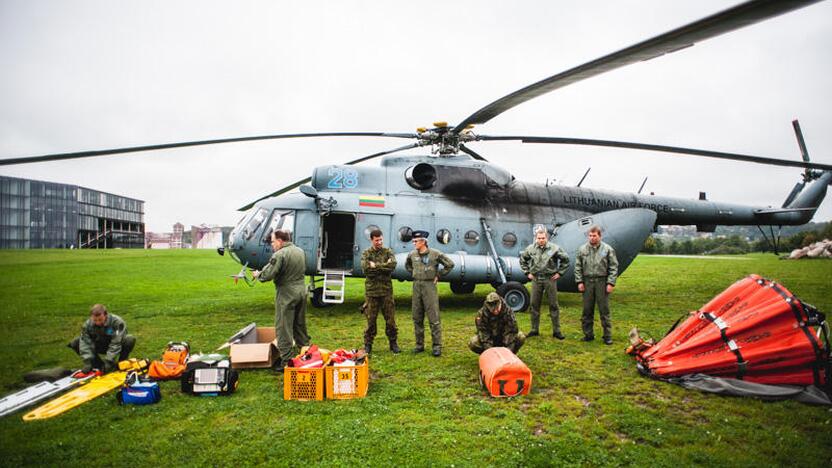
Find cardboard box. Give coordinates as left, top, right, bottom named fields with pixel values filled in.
left=230, top=327, right=277, bottom=369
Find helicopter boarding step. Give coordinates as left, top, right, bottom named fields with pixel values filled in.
left=322, top=270, right=346, bottom=304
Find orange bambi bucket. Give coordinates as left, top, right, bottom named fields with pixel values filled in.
left=478, top=347, right=532, bottom=397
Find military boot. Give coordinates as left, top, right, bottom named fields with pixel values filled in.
left=389, top=339, right=401, bottom=354
left=364, top=342, right=372, bottom=355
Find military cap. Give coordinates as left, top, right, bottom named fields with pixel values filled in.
left=411, top=230, right=430, bottom=240
left=485, top=292, right=502, bottom=312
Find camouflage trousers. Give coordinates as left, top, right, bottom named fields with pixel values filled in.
left=529, top=277, right=560, bottom=334
left=412, top=280, right=442, bottom=352
left=581, top=277, right=612, bottom=340
left=468, top=332, right=526, bottom=355
left=363, top=294, right=398, bottom=345
left=275, top=284, right=310, bottom=364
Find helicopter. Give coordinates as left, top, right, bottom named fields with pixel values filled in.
left=2, top=0, right=831, bottom=312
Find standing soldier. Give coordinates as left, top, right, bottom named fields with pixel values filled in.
left=405, top=230, right=455, bottom=357
left=574, top=225, right=619, bottom=345
left=360, top=229, right=400, bottom=355
left=519, top=226, right=570, bottom=339
left=469, top=292, right=525, bottom=355
left=253, top=229, right=310, bottom=370
left=69, top=304, right=136, bottom=373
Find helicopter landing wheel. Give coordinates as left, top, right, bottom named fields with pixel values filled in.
left=450, top=281, right=476, bottom=295
left=496, top=281, right=530, bottom=313
left=310, top=287, right=333, bottom=308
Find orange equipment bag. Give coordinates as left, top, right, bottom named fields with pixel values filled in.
left=478, top=347, right=532, bottom=397
left=148, top=342, right=190, bottom=380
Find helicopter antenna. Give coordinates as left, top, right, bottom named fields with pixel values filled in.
left=637, top=176, right=649, bottom=194
left=576, top=167, right=591, bottom=187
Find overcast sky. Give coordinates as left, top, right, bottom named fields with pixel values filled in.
left=1, top=0, right=830, bottom=232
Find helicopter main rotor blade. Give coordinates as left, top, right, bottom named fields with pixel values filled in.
left=0, top=132, right=418, bottom=166
left=452, top=0, right=822, bottom=133
left=237, top=142, right=422, bottom=211
left=477, top=135, right=832, bottom=172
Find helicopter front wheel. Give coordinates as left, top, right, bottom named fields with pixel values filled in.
left=496, top=281, right=530, bottom=313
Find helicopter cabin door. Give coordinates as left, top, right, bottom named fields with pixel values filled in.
left=318, top=213, right=356, bottom=272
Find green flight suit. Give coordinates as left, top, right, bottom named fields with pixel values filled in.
left=68, top=313, right=136, bottom=372
left=574, top=241, right=619, bottom=340
left=405, top=247, right=454, bottom=352
left=468, top=297, right=526, bottom=354
left=519, top=241, right=570, bottom=334
left=361, top=245, right=398, bottom=346
left=259, top=241, right=310, bottom=364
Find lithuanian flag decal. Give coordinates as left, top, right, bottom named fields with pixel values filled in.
left=359, top=195, right=385, bottom=208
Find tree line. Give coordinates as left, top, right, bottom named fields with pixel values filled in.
left=641, top=221, right=832, bottom=255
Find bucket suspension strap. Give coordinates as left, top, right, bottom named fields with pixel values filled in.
left=700, top=312, right=747, bottom=379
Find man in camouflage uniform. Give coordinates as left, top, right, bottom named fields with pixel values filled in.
left=254, top=229, right=310, bottom=369
left=574, top=225, right=619, bottom=345
left=519, top=226, right=570, bottom=339
left=68, top=304, right=136, bottom=373
left=469, top=292, right=525, bottom=354
left=360, top=228, right=399, bottom=355
left=405, top=230, right=454, bottom=357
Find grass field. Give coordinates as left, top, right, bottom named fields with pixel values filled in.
left=0, top=250, right=830, bottom=467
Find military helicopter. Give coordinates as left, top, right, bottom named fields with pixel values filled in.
left=3, top=0, right=831, bottom=312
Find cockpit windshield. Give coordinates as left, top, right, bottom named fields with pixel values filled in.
left=261, top=210, right=295, bottom=244
left=242, top=208, right=268, bottom=241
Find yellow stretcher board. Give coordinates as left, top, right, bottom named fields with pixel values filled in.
left=22, top=371, right=126, bottom=421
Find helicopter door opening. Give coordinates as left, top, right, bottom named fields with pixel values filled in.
left=319, top=213, right=356, bottom=272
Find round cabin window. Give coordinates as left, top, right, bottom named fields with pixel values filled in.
left=502, top=232, right=517, bottom=248
left=364, top=224, right=380, bottom=240
left=399, top=226, right=413, bottom=242
left=436, top=229, right=451, bottom=244
left=464, top=230, right=480, bottom=246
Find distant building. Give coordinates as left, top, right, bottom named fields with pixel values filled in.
left=146, top=222, right=185, bottom=249
left=0, top=175, right=144, bottom=249
left=191, top=224, right=223, bottom=249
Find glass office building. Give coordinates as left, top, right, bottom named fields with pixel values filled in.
left=0, top=175, right=144, bottom=249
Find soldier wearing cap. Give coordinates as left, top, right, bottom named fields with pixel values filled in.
left=405, top=230, right=455, bottom=357
left=519, top=225, right=570, bottom=339
left=469, top=292, right=525, bottom=354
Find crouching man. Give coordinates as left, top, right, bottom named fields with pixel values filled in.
left=468, top=292, right=525, bottom=355
left=68, top=304, right=136, bottom=373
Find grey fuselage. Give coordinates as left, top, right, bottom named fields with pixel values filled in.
left=227, top=154, right=829, bottom=288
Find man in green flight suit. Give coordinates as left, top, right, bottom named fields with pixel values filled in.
left=574, top=225, right=619, bottom=345
left=68, top=304, right=136, bottom=373
left=360, top=228, right=399, bottom=355
left=405, top=230, right=454, bottom=357
left=253, top=229, right=310, bottom=369
left=468, top=292, right=525, bottom=354
left=519, top=225, right=570, bottom=339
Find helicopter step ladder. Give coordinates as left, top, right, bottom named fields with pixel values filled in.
left=322, top=270, right=346, bottom=304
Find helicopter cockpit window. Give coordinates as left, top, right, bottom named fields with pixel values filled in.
left=364, top=225, right=380, bottom=240
left=464, top=230, right=480, bottom=246
left=262, top=210, right=295, bottom=244
left=502, top=232, right=517, bottom=248
left=243, top=208, right=269, bottom=240
left=436, top=229, right=451, bottom=245
left=398, top=226, right=413, bottom=242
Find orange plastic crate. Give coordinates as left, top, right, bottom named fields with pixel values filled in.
left=283, top=367, right=324, bottom=401
left=325, top=359, right=369, bottom=400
